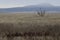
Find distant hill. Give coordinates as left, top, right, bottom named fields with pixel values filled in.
left=0, top=3, right=60, bottom=12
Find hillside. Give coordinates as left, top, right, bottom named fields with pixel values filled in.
left=0, top=3, right=60, bottom=12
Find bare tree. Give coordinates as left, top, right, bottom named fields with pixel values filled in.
left=37, top=8, right=45, bottom=17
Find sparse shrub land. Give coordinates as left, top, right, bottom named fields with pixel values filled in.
left=0, top=13, right=60, bottom=40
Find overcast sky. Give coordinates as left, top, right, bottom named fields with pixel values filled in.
left=0, top=0, right=60, bottom=8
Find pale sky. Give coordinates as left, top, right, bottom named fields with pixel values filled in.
left=0, top=0, right=60, bottom=8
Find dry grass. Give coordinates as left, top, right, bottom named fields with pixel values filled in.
left=0, top=13, right=60, bottom=40
left=0, top=13, right=60, bottom=23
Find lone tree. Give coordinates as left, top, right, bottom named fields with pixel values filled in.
left=37, top=8, right=45, bottom=17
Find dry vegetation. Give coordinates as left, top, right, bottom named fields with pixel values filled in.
left=0, top=13, right=60, bottom=40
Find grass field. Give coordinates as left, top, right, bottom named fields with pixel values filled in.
left=0, top=13, right=60, bottom=40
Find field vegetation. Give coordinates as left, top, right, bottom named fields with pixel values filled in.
left=0, top=13, right=60, bottom=40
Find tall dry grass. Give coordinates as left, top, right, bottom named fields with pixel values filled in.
left=0, top=13, right=60, bottom=40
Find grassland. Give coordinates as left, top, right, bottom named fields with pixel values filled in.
left=0, top=12, right=60, bottom=40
